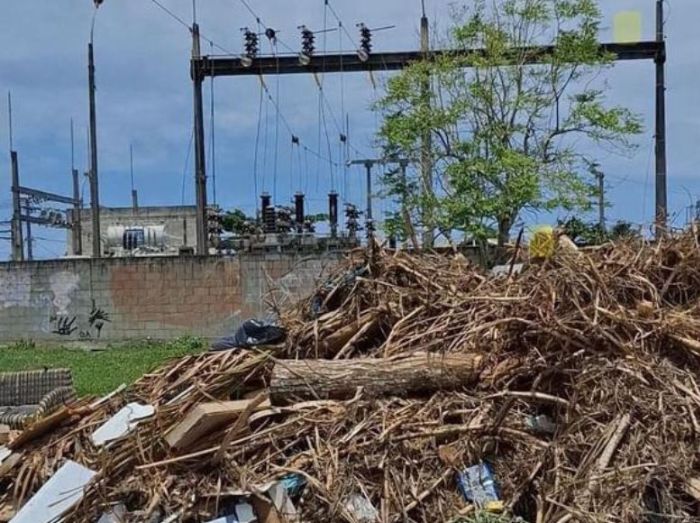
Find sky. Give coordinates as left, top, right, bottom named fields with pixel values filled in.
left=0, top=0, right=697, bottom=259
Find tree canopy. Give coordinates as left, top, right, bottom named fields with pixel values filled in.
left=378, top=0, right=642, bottom=248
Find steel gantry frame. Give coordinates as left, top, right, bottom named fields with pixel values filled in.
left=189, top=3, right=667, bottom=249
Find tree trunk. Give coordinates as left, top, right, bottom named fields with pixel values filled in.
left=269, top=352, right=483, bottom=404
left=496, top=216, right=514, bottom=264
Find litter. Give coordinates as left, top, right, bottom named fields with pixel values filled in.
left=96, top=503, right=126, bottom=523
left=343, top=494, right=378, bottom=522
left=2, top=236, right=700, bottom=522
left=457, top=463, right=500, bottom=509
left=525, top=414, right=557, bottom=435
left=211, top=319, right=286, bottom=351
left=9, top=460, right=95, bottom=523
left=90, top=402, right=154, bottom=446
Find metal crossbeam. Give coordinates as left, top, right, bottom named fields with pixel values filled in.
left=19, top=215, right=72, bottom=229
left=17, top=186, right=78, bottom=206
left=192, top=42, right=663, bottom=78
left=188, top=1, right=667, bottom=241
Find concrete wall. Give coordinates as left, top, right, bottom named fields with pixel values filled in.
left=68, top=206, right=198, bottom=256
left=0, top=253, right=341, bottom=344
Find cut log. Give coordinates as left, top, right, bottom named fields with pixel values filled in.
left=270, top=352, right=483, bottom=404
left=165, top=398, right=270, bottom=451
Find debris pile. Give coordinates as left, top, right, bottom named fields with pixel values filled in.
left=1, top=236, right=700, bottom=522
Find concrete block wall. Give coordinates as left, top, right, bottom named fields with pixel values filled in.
left=0, top=253, right=341, bottom=344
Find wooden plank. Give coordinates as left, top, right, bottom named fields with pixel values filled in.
left=165, top=398, right=270, bottom=451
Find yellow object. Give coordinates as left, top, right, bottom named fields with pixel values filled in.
left=485, top=500, right=505, bottom=513
left=614, top=11, right=643, bottom=43
left=529, top=226, right=555, bottom=259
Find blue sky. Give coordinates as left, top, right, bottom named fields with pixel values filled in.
left=0, top=0, right=697, bottom=258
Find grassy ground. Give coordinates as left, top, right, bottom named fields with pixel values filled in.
left=0, top=338, right=205, bottom=396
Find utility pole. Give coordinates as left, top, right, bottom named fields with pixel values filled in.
left=349, top=159, right=378, bottom=241
left=397, top=159, right=419, bottom=250
left=655, top=0, right=667, bottom=238
left=72, top=168, right=82, bottom=255
left=23, top=198, right=33, bottom=261
left=70, top=119, right=82, bottom=256
left=8, top=93, right=23, bottom=261
left=192, top=23, right=208, bottom=255
left=130, top=144, right=138, bottom=211
left=419, top=1, right=434, bottom=249
left=588, top=162, right=605, bottom=232
left=88, top=41, right=101, bottom=257
left=350, top=157, right=413, bottom=245
left=10, top=151, right=23, bottom=261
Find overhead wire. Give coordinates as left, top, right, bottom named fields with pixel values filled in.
left=272, top=38, right=281, bottom=204
left=253, top=80, right=263, bottom=209
left=181, top=128, right=194, bottom=205
left=257, top=77, right=339, bottom=168
left=320, top=0, right=335, bottom=193
left=325, top=0, right=359, bottom=48
left=149, top=0, right=234, bottom=55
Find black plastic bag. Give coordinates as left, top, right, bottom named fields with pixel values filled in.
left=210, top=319, right=286, bottom=351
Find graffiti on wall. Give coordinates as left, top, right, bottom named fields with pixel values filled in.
left=50, top=304, right=111, bottom=339
left=46, top=272, right=111, bottom=339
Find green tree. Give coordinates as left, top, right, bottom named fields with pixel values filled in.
left=222, top=209, right=253, bottom=235
left=558, top=216, right=640, bottom=245
left=378, top=0, right=642, bottom=249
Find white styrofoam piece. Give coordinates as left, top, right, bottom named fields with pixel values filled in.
left=96, top=503, right=126, bottom=523
left=203, top=502, right=257, bottom=523
left=234, top=502, right=257, bottom=523
left=0, top=446, right=11, bottom=464
left=91, top=402, right=155, bottom=446
left=10, top=460, right=96, bottom=523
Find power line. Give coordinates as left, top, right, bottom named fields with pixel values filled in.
left=253, top=80, right=263, bottom=206
left=238, top=0, right=262, bottom=24
left=325, top=0, right=358, bottom=48
left=149, top=0, right=190, bottom=30
left=149, top=0, right=235, bottom=55
left=258, top=77, right=339, bottom=167
left=181, top=127, right=194, bottom=205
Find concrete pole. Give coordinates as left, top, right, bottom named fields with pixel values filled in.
left=88, top=42, right=101, bottom=257
left=192, top=23, right=208, bottom=255
left=72, top=168, right=82, bottom=255
left=130, top=144, right=138, bottom=212
left=364, top=160, right=373, bottom=226
left=654, top=0, right=667, bottom=238
left=23, top=198, right=32, bottom=261
left=10, top=151, right=23, bottom=261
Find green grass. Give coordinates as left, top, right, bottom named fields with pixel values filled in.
left=0, top=337, right=205, bottom=396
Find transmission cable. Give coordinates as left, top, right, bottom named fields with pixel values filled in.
left=181, top=127, right=194, bottom=205
left=149, top=0, right=235, bottom=55
left=253, top=79, right=264, bottom=211
left=270, top=37, right=281, bottom=204
left=325, top=0, right=358, bottom=48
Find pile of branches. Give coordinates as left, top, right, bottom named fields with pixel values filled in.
left=2, top=236, right=700, bottom=522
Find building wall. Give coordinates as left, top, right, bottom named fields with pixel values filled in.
left=68, top=206, right=198, bottom=256
left=0, top=253, right=341, bottom=344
